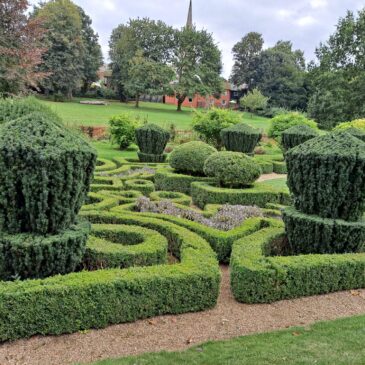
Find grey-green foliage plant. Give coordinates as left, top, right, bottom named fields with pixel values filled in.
left=0, top=112, right=97, bottom=234
left=221, top=123, right=262, bottom=154
left=281, top=124, right=319, bottom=151
left=204, top=151, right=261, bottom=188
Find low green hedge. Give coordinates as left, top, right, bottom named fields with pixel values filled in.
left=90, top=176, right=124, bottom=192
left=95, top=158, right=118, bottom=173
left=272, top=161, right=287, bottom=174
left=0, top=221, right=90, bottom=280
left=138, top=152, right=167, bottom=163
left=256, top=160, right=274, bottom=174
left=124, top=179, right=155, bottom=196
left=150, top=191, right=191, bottom=206
left=283, top=207, right=365, bottom=254
left=0, top=212, right=220, bottom=341
left=155, top=168, right=214, bottom=195
left=230, top=224, right=365, bottom=303
left=84, top=224, right=168, bottom=269
left=191, top=182, right=291, bottom=209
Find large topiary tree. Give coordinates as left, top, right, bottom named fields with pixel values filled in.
left=281, top=124, right=319, bottom=151
left=0, top=112, right=96, bottom=279
left=283, top=132, right=365, bottom=254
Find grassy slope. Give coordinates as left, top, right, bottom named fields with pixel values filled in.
left=88, top=315, right=365, bottom=365
left=39, top=98, right=271, bottom=132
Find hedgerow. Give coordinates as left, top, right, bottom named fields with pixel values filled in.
left=124, top=179, right=155, bottom=196
left=281, top=125, right=319, bottom=151
left=150, top=191, right=191, bottom=206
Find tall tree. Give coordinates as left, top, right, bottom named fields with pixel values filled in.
left=0, top=0, right=46, bottom=95
left=308, top=9, right=365, bottom=129
left=171, top=26, right=223, bottom=112
left=230, top=32, right=264, bottom=87
left=77, top=6, right=103, bottom=94
left=34, top=0, right=85, bottom=99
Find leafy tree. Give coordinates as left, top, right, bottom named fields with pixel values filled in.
left=0, top=0, right=46, bottom=95
left=171, top=26, right=223, bottom=112
left=109, top=113, right=140, bottom=150
left=240, top=88, right=268, bottom=117
left=308, top=9, right=365, bottom=129
left=125, top=51, right=174, bottom=108
left=230, top=32, right=264, bottom=87
left=77, top=6, right=103, bottom=94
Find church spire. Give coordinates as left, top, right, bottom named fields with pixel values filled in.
left=186, top=0, right=193, bottom=28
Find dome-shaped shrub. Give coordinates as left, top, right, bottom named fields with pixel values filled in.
left=281, top=125, right=319, bottom=151
left=136, top=123, right=170, bottom=162
left=286, top=132, right=365, bottom=221
left=169, top=141, right=217, bottom=175
left=335, top=127, right=365, bottom=143
left=0, top=112, right=97, bottom=234
left=221, top=123, right=261, bottom=154
left=204, top=151, right=261, bottom=187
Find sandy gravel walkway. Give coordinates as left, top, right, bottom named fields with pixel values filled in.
left=1, top=265, right=364, bottom=365
left=258, top=173, right=286, bottom=182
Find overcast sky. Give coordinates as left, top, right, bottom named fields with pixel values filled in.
left=30, top=0, right=364, bottom=78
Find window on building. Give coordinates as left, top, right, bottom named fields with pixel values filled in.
left=189, top=97, right=193, bottom=103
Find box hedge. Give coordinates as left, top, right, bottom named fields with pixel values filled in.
left=136, top=124, right=170, bottom=156
left=149, top=191, right=191, bottom=206
left=281, top=125, right=319, bottom=151
left=124, top=179, right=155, bottom=196
left=0, top=212, right=220, bottom=341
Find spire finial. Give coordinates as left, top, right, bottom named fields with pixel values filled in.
left=186, top=0, right=193, bottom=28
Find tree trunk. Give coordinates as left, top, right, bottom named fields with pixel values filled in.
left=177, top=95, right=185, bottom=112
left=135, top=94, right=140, bottom=108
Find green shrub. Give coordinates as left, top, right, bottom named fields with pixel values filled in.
left=0, top=97, right=62, bottom=124
left=286, top=133, right=365, bottom=221
left=137, top=152, right=167, bottom=163
left=150, top=191, right=191, bottom=206
left=136, top=123, right=170, bottom=155
left=0, top=112, right=96, bottom=234
left=204, top=152, right=261, bottom=188
left=0, top=212, right=220, bottom=341
left=0, top=221, right=90, bottom=280
left=281, top=125, right=319, bottom=151
left=334, top=119, right=365, bottom=132
left=334, top=127, right=365, bottom=143
left=109, top=114, right=139, bottom=150
left=268, top=112, right=317, bottom=140
left=124, top=179, right=155, bottom=196
left=272, top=161, right=287, bottom=174
left=84, top=224, right=168, bottom=270
left=191, top=182, right=291, bottom=209
left=230, top=225, right=365, bottom=303
left=155, top=168, right=215, bottom=195
left=169, top=141, right=217, bottom=175
left=192, top=108, right=241, bottom=149
left=283, top=207, right=365, bottom=254
left=220, top=123, right=262, bottom=154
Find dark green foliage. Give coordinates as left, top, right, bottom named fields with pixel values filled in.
left=281, top=125, right=319, bottom=151
left=204, top=152, right=261, bottom=188
left=124, top=179, right=155, bottom=196
left=84, top=224, right=168, bottom=270
left=0, top=212, right=220, bottom=341
left=138, top=152, right=166, bottom=163
left=0, top=97, right=62, bottom=124
left=272, top=161, right=287, bottom=174
left=221, top=123, right=262, bottom=154
left=0, top=112, right=97, bottom=234
left=336, top=128, right=365, bottom=143
left=0, top=221, right=89, bottom=280
left=286, top=133, right=365, bottom=221
left=169, top=141, right=217, bottom=175
left=283, top=207, right=365, bottom=254
left=191, top=182, right=291, bottom=209
left=230, top=225, right=365, bottom=303
left=136, top=124, right=170, bottom=154
left=155, top=169, right=214, bottom=195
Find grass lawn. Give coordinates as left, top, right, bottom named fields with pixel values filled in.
left=91, top=141, right=138, bottom=160
left=38, top=98, right=271, bottom=132
left=87, top=315, right=365, bottom=365
left=261, top=177, right=288, bottom=191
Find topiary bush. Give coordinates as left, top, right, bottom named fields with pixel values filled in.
left=268, top=112, right=317, bottom=140
left=169, top=141, right=217, bottom=175
left=109, top=113, right=139, bottom=150
left=281, top=125, right=319, bottom=151
left=0, top=112, right=97, bottom=234
left=221, top=123, right=262, bottom=155
left=334, top=127, right=365, bottom=143
left=204, top=152, right=261, bottom=188
left=334, top=119, right=365, bottom=133
left=136, top=123, right=170, bottom=155
left=286, top=132, right=365, bottom=221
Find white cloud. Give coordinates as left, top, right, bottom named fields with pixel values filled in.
left=103, top=0, right=116, bottom=11
left=296, top=15, right=318, bottom=26
left=276, top=9, right=294, bottom=19
left=310, top=0, right=328, bottom=9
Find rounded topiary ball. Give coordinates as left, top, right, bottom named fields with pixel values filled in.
left=169, top=141, right=217, bottom=175
left=286, top=132, right=365, bottom=221
left=204, top=151, right=261, bottom=187
left=0, top=112, right=97, bottom=234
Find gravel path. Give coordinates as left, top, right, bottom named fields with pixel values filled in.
left=1, top=265, right=364, bottom=365
left=258, top=173, right=286, bottom=182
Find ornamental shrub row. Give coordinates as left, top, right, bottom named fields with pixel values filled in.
left=230, top=224, right=365, bottom=303
left=124, top=179, right=155, bottom=196
left=281, top=125, right=319, bottom=151
left=0, top=212, right=220, bottom=341
left=150, top=191, right=191, bottom=206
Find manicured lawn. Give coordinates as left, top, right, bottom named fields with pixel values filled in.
left=38, top=98, right=271, bottom=132
left=91, top=141, right=138, bottom=160
left=88, top=315, right=365, bottom=365
left=262, top=177, right=288, bottom=191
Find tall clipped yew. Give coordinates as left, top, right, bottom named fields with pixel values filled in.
left=281, top=125, right=319, bottom=151
left=221, top=123, right=261, bottom=155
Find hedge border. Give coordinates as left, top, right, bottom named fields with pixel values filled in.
left=149, top=191, right=191, bottom=206
left=124, top=179, right=155, bottom=196
left=0, top=211, right=220, bottom=341
left=230, top=223, right=365, bottom=303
